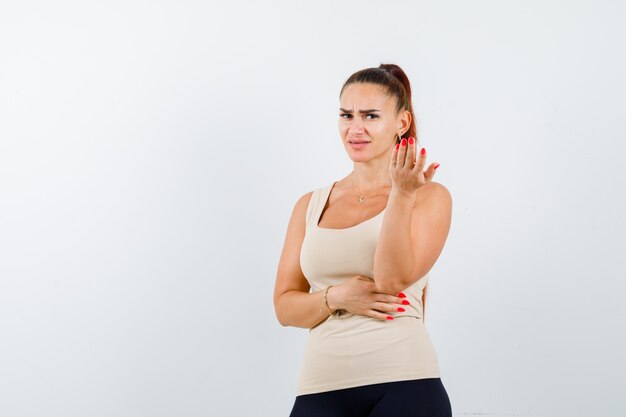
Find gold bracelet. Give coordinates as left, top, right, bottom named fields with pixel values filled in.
left=322, top=285, right=341, bottom=318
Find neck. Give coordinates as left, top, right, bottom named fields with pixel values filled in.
left=351, top=157, right=393, bottom=193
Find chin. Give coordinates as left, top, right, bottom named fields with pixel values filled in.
left=346, top=153, right=371, bottom=163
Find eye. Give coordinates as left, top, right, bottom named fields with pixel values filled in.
left=339, top=113, right=379, bottom=119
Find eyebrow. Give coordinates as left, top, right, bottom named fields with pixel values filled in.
left=339, top=108, right=380, bottom=113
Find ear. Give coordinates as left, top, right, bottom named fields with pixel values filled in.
left=397, top=109, right=411, bottom=136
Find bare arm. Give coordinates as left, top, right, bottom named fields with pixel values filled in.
left=275, top=288, right=340, bottom=329
left=373, top=187, right=417, bottom=294
left=273, top=192, right=340, bottom=329
left=373, top=182, right=452, bottom=294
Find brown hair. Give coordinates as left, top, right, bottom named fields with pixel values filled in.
left=339, top=63, right=418, bottom=144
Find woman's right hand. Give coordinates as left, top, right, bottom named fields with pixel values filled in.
left=327, top=275, right=409, bottom=321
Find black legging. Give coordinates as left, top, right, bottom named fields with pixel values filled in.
left=289, top=378, right=452, bottom=417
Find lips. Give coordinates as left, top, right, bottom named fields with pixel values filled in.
left=349, top=140, right=370, bottom=149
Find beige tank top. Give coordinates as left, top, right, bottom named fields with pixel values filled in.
left=296, top=181, right=441, bottom=395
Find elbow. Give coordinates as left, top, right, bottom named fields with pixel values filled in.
left=376, top=271, right=429, bottom=295
left=275, top=312, right=286, bottom=327
left=274, top=303, right=288, bottom=327
left=373, top=278, right=408, bottom=296
left=373, top=261, right=415, bottom=295
left=276, top=314, right=290, bottom=327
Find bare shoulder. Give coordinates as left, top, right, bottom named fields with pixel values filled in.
left=291, top=190, right=314, bottom=222
left=298, top=190, right=314, bottom=207
left=283, top=189, right=315, bottom=243
left=414, top=181, right=452, bottom=206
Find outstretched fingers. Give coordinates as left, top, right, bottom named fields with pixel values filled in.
left=407, top=137, right=417, bottom=168
left=411, top=142, right=427, bottom=175
left=424, top=162, right=440, bottom=182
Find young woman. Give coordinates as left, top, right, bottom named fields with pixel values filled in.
left=274, top=63, right=453, bottom=417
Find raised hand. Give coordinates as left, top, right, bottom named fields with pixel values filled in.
left=389, top=136, right=439, bottom=194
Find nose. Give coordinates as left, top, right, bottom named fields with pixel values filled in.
left=348, top=119, right=365, bottom=134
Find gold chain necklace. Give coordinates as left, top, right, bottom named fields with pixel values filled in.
left=351, top=175, right=389, bottom=204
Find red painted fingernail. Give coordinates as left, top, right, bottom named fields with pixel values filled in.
left=397, top=307, right=405, bottom=312
left=395, top=143, right=399, bottom=150
left=434, top=163, right=440, bottom=169
left=401, top=138, right=407, bottom=147
left=386, top=315, right=394, bottom=320
left=398, top=292, right=406, bottom=298
left=409, top=137, right=414, bottom=145
left=402, top=300, right=410, bottom=305
left=421, top=148, right=425, bottom=155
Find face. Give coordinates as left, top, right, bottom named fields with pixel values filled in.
left=338, top=82, right=410, bottom=163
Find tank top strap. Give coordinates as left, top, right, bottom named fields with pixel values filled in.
left=305, top=183, right=333, bottom=227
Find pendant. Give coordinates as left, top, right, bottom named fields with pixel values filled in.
left=358, top=195, right=366, bottom=204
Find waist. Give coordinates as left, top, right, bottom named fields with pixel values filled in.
left=309, top=314, right=428, bottom=347
left=297, top=315, right=440, bottom=395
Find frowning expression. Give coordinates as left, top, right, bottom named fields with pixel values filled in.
left=338, top=82, right=410, bottom=162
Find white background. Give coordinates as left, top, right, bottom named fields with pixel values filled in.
left=1, top=1, right=625, bottom=416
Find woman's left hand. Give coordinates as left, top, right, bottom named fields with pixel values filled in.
left=389, top=136, right=439, bottom=194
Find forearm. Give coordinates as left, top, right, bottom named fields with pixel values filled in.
left=373, top=187, right=417, bottom=294
left=276, top=288, right=339, bottom=329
